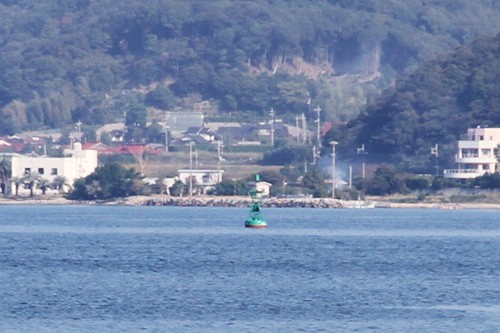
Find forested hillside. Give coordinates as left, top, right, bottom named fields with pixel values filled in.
left=339, top=33, right=500, bottom=173
left=2, top=0, right=500, bottom=134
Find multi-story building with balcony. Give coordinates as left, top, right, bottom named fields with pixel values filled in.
left=444, top=127, right=500, bottom=179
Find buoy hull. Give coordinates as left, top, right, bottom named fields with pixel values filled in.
left=245, top=219, right=267, bottom=228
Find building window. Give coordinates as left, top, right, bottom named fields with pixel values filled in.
left=462, top=149, right=478, bottom=158
left=483, top=164, right=490, bottom=170
left=482, top=149, right=490, bottom=157
left=38, top=168, right=44, bottom=174
left=479, top=135, right=484, bottom=140
left=51, top=168, right=58, bottom=175
left=24, top=168, right=31, bottom=174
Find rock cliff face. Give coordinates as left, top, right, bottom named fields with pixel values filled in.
left=143, top=197, right=342, bottom=208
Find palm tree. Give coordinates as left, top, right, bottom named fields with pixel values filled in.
left=11, top=177, right=22, bottom=196
left=51, top=176, right=70, bottom=194
left=22, top=171, right=41, bottom=197
left=37, top=178, right=52, bottom=195
left=0, top=156, right=11, bottom=194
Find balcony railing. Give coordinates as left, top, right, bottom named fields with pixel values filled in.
left=444, top=169, right=481, bottom=174
left=459, top=153, right=479, bottom=158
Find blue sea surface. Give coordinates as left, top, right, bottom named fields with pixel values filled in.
left=0, top=206, right=500, bottom=332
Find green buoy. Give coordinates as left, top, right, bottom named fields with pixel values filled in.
left=245, top=175, right=267, bottom=228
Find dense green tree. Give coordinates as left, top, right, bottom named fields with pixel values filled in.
left=365, top=167, right=406, bottom=196
left=58, top=130, right=72, bottom=145
left=301, top=166, right=328, bottom=197
left=470, top=173, right=500, bottom=189
left=145, top=85, right=176, bottom=110
left=280, top=165, right=301, bottom=182
left=405, top=177, right=431, bottom=191
left=215, top=179, right=248, bottom=196
left=81, top=126, right=97, bottom=143
left=0, top=156, right=11, bottom=194
left=169, top=180, right=185, bottom=197
left=125, top=103, right=147, bottom=142
left=145, top=121, right=164, bottom=144
left=100, top=131, right=112, bottom=146
left=68, top=163, right=143, bottom=199
left=261, top=144, right=310, bottom=166
left=125, top=103, right=147, bottom=128
left=431, top=177, right=459, bottom=190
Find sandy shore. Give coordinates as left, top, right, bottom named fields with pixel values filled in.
left=1, top=195, right=500, bottom=209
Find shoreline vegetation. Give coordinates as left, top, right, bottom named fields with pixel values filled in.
left=1, top=194, right=500, bottom=209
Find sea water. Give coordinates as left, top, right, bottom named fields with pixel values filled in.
left=0, top=205, right=499, bottom=332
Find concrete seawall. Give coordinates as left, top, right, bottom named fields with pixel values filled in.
left=142, top=197, right=343, bottom=208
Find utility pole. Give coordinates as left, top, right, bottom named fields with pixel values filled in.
left=189, top=142, right=194, bottom=197
left=357, top=144, right=367, bottom=179
left=314, top=106, right=322, bottom=147
left=349, top=166, right=352, bottom=189
left=217, top=140, right=223, bottom=183
left=431, top=144, right=439, bottom=176
left=164, top=125, right=169, bottom=153
left=330, top=141, right=338, bottom=198
left=269, top=108, right=275, bottom=146
left=295, top=116, right=299, bottom=143
left=312, top=145, right=318, bottom=165
left=301, top=113, right=307, bottom=144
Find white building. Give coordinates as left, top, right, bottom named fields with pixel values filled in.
left=248, top=181, right=272, bottom=197
left=444, top=127, right=500, bottom=179
left=11, top=142, right=98, bottom=194
left=178, top=169, right=224, bottom=194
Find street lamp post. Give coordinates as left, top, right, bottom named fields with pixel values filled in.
left=330, top=141, right=338, bottom=198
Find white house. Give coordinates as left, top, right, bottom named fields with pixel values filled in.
left=178, top=169, right=224, bottom=194
left=248, top=180, right=272, bottom=197
left=444, top=126, right=500, bottom=179
left=11, top=142, right=98, bottom=194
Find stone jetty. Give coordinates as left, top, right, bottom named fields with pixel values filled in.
left=142, top=196, right=343, bottom=208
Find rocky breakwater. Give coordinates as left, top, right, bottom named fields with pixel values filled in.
left=142, top=196, right=343, bottom=208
